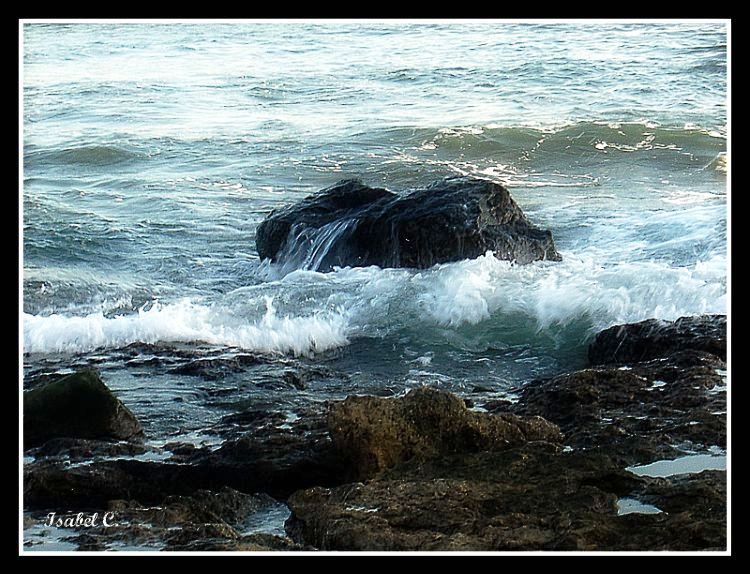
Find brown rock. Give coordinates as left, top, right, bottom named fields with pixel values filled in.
left=328, top=387, right=563, bottom=480
left=286, top=444, right=726, bottom=551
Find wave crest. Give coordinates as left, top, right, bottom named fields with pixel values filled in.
left=23, top=297, right=349, bottom=356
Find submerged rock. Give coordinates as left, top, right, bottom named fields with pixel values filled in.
left=256, top=176, right=561, bottom=272
left=588, top=314, right=726, bottom=365
left=329, top=387, right=563, bottom=480
left=26, top=437, right=151, bottom=462
left=166, top=354, right=265, bottom=380
left=23, top=369, right=143, bottom=449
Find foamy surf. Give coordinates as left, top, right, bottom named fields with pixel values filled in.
left=23, top=247, right=726, bottom=357
left=22, top=297, right=350, bottom=356
left=414, top=251, right=726, bottom=332
left=23, top=239, right=726, bottom=361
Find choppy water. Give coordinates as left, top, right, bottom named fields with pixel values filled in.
left=22, top=22, right=728, bottom=442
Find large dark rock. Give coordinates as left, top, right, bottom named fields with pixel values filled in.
left=588, top=314, right=726, bottom=365
left=328, top=387, right=562, bottom=480
left=256, top=177, right=561, bottom=271
left=23, top=369, right=143, bottom=449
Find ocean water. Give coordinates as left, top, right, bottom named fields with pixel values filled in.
left=22, top=22, right=727, bottom=442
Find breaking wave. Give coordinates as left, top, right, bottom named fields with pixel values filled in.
left=23, top=297, right=350, bottom=356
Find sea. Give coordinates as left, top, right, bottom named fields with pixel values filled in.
left=22, top=21, right=728, bottom=468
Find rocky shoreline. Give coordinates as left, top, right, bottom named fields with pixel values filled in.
left=22, top=314, right=727, bottom=552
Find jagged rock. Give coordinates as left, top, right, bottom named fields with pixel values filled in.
left=328, top=387, right=563, bottom=480
left=34, top=488, right=292, bottom=551
left=511, top=349, right=726, bottom=465
left=24, top=403, right=347, bottom=508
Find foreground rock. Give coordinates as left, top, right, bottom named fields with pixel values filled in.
left=286, top=444, right=725, bottom=551
left=24, top=313, right=727, bottom=551
left=24, top=403, right=347, bottom=508
left=508, top=314, right=728, bottom=466
left=510, top=350, right=726, bottom=466
left=256, top=177, right=561, bottom=272
left=329, top=387, right=562, bottom=480
left=24, top=390, right=560, bottom=508
left=23, top=369, right=143, bottom=449
left=588, top=314, right=726, bottom=365
left=286, top=314, right=727, bottom=551
left=24, top=487, right=301, bottom=551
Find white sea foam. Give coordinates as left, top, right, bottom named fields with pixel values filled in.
left=710, top=152, right=727, bottom=173
left=414, top=251, right=726, bottom=332
left=23, top=297, right=349, bottom=356
left=23, top=243, right=726, bottom=356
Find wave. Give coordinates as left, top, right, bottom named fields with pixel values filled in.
left=708, top=152, right=727, bottom=173
left=24, top=120, right=726, bottom=170
left=24, top=144, right=144, bottom=167
left=341, top=121, right=730, bottom=189
left=371, top=121, right=726, bottom=161
left=23, top=245, right=726, bottom=358
left=23, top=298, right=349, bottom=356
left=414, top=251, right=726, bottom=332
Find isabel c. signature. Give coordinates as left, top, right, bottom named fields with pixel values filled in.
left=44, top=512, right=118, bottom=528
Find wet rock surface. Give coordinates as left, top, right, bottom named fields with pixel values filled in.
left=186, top=403, right=348, bottom=498
left=509, top=350, right=726, bottom=466
left=256, top=177, right=561, bottom=271
left=25, top=437, right=153, bottom=463
left=588, top=314, right=726, bottom=365
left=24, top=488, right=300, bottom=551
left=24, top=402, right=346, bottom=508
left=285, top=314, right=727, bottom=551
